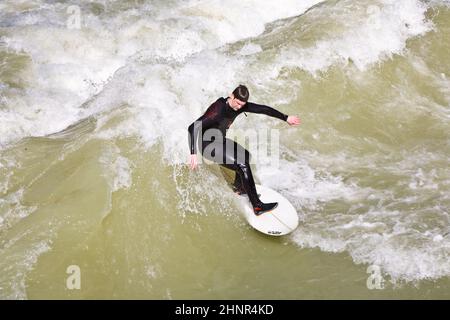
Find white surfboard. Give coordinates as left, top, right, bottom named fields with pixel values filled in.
left=237, top=184, right=299, bottom=236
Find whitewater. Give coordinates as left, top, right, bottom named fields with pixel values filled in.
left=0, top=0, right=449, bottom=299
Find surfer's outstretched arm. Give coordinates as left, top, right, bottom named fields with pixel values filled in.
left=243, top=102, right=288, bottom=121
left=244, top=102, right=300, bottom=126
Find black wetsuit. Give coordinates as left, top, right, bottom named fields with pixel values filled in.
left=188, top=97, right=288, bottom=209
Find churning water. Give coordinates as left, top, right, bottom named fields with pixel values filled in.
left=0, top=0, right=449, bottom=299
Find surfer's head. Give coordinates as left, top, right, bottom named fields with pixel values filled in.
left=229, top=85, right=249, bottom=110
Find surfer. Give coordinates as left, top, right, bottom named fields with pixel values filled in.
left=188, top=85, right=300, bottom=215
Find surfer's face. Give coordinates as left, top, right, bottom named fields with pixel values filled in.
left=230, top=94, right=246, bottom=110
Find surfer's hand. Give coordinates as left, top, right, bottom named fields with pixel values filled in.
left=190, top=154, right=198, bottom=170
left=287, top=115, right=300, bottom=126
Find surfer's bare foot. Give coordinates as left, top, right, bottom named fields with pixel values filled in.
left=253, top=202, right=278, bottom=215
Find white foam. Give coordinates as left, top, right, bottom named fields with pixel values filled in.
left=276, top=0, right=432, bottom=74
left=1, top=0, right=449, bottom=287
left=0, top=239, right=52, bottom=299
left=292, top=205, right=450, bottom=282
left=289, top=147, right=450, bottom=283
left=99, top=147, right=132, bottom=192
left=0, top=0, right=324, bottom=147
left=239, top=43, right=263, bottom=56
left=0, top=189, right=37, bottom=232
left=256, top=148, right=371, bottom=211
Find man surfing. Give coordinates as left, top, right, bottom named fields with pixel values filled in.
left=188, top=85, right=300, bottom=215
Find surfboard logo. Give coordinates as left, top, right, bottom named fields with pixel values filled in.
left=268, top=230, right=282, bottom=235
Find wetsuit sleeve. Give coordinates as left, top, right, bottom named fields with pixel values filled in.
left=188, top=102, right=221, bottom=154
left=244, top=102, right=288, bottom=121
